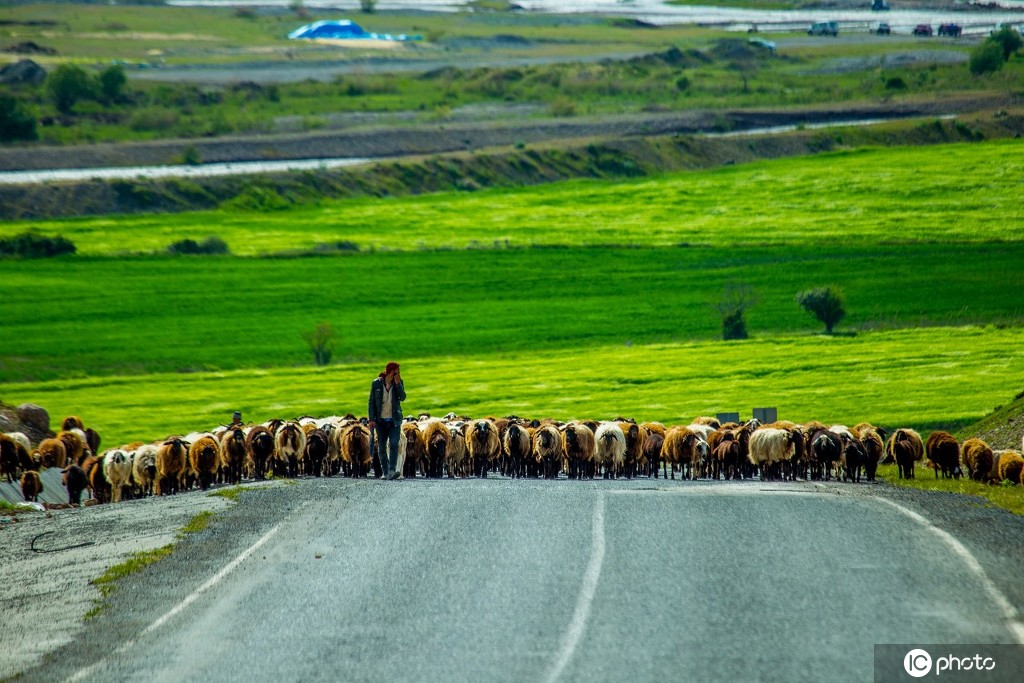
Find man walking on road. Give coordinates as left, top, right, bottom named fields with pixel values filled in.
left=368, top=362, right=406, bottom=480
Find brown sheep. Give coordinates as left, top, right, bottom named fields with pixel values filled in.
left=446, top=423, right=469, bottom=478
left=996, top=450, right=1024, bottom=484
left=886, top=428, right=924, bottom=479
left=20, top=470, right=43, bottom=502
left=533, top=424, right=563, bottom=480
left=563, top=422, right=596, bottom=480
left=465, top=419, right=500, bottom=478
left=85, top=454, right=110, bottom=505
left=156, top=437, right=188, bottom=495
left=340, top=423, right=373, bottom=478
left=304, top=427, right=329, bottom=478
left=245, top=426, right=275, bottom=481
left=858, top=426, right=885, bottom=482
left=503, top=422, right=533, bottom=479
left=61, top=416, right=85, bottom=432
left=662, top=426, right=703, bottom=480
left=36, top=438, right=68, bottom=469
left=57, top=430, right=87, bottom=466
left=713, top=435, right=742, bottom=481
left=692, top=416, right=721, bottom=429
left=961, top=438, right=994, bottom=483
left=642, top=431, right=666, bottom=479
left=189, top=434, right=221, bottom=491
left=926, top=431, right=961, bottom=479
left=615, top=421, right=647, bottom=479
left=63, top=464, right=88, bottom=505
left=274, top=421, right=306, bottom=478
left=219, top=425, right=247, bottom=485
left=423, top=420, right=451, bottom=479
left=401, top=422, right=426, bottom=479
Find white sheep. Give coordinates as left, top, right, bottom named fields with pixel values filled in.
left=102, top=448, right=133, bottom=503
left=133, top=444, right=158, bottom=496
left=748, top=428, right=795, bottom=480
left=594, top=422, right=626, bottom=479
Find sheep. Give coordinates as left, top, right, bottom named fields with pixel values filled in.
left=503, top=422, right=533, bottom=479
left=85, top=454, right=110, bottom=505
left=961, top=438, right=994, bottom=482
left=5, top=431, right=34, bottom=472
left=274, top=421, right=307, bottom=478
left=996, top=450, right=1024, bottom=484
left=84, top=428, right=101, bottom=457
left=692, top=416, right=721, bottom=429
left=594, top=422, right=627, bottom=479
left=533, top=424, right=563, bottom=480
left=662, top=426, right=704, bottom=480
left=304, top=427, right=329, bottom=478
left=857, top=426, right=885, bottom=482
left=0, top=433, right=19, bottom=483
left=36, top=437, right=67, bottom=469
left=188, top=435, right=221, bottom=491
left=245, top=425, right=275, bottom=481
left=155, top=437, right=188, bottom=495
left=63, top=464, right=88, bottom=505
left=926, top=431, right=961, bottom=479
left=713, top=435, right=742, bottom=481
left=563, top=422, right=596, bottom=480
left=102, top=449, right=133, bottom=502
left=400, top=422, right=426, bottom=479
left=840, top=438, right=866, bottom=483
left=749, top=428, right=796, bottom=481
left=886, top=428, right=924, bottom=479
left=133, top=444, right=159, bottom=496
left=615, top=421, right=647, bottom=479
left=806, top=428, right=842, bottom=481
left=423, top=420, right=451, bottom=479
left=218, top=425, right=247, bottom=485
left=639, top=422, right=666, bottom=477
left=465, top=419, right=500, bottom=478
left=340, top=423, right=373, bottom=478
left=61, top=416, right=85, bottom=432
left=446, top=423, right=468, bottom=478
left=57, top=430, right=87, bottom=466
left=20, top=469, right=42, bottom=502
left=642, top=431, right=666, bottom=479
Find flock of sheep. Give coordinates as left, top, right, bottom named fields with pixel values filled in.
left=3, top=413, right=1024, bottom=506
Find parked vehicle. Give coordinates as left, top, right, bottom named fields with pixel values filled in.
left=874, top=22, right=891, bottom=35
left=912, top=24, right=933, bottom=36
left=937, top=23, right=962, bottom=37
left=808, top=21, right=839, bottom=37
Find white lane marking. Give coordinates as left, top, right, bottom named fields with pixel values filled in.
left=65, top=519, right=286, bottom=683
left=544, top=493, right=606, bottom=683
left=874, top=496, right=1024, bottom=645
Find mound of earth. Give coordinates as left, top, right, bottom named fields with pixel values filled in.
left=960, top=390, right=1024, bottom=450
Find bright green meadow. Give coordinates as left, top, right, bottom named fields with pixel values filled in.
left=6, top=141, right=1023, bottom=255
left=2, top=141, right=1023, bottom=446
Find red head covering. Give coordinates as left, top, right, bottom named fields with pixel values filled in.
left=380, top=362, right=400, bottom=379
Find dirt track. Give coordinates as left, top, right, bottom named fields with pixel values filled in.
left=0, top=94, right=1013, bottom=173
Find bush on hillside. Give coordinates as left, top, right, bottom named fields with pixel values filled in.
left=0, top=231, right=76, bottom=258
left=167, top=235, right=230, bottom=255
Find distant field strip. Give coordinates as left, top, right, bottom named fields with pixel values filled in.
left=5, top=141, right=1022, bottom=255
left=1, top=326, right=1020, bottom=448
left=2, top=244, right=1022, bottom=383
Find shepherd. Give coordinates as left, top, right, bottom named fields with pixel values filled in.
left=367, top=362, right=406, bottom=480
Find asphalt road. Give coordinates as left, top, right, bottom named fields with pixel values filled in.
left=18, top=478, right=1024, bottom=683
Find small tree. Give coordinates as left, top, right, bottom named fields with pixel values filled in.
left=714, top=283, right=757, bottom=340
left=360, top=0, right=377, bottom=13
left=303, top=322, right=337, bottom=366
left=0, top=93, right=37, bottom=142
left=98, top=64, right=128, bottom=104
left=970, top=41, right=1005, bottom=75
left=46, top=63, right=96, bottom=114
left=988, top=26, right=1023, bottom=61
left=796, top=286, right=846, bottom=334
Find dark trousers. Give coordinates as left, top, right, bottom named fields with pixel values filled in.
left=375, top=419, right=401, bottom=475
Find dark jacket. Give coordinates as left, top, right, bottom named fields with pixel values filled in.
left=368, top=377, right=406, bottom=423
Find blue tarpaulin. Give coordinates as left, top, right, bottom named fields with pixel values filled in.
left=287, top=20, right=420, bottom=42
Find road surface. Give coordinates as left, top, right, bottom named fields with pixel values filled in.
left=9, top=477, right=1024, bottom=682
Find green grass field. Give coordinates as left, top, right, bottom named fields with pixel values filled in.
left=2, top=140, right=1022, bottom=451
left=6, top=141, right=1022, bottom=255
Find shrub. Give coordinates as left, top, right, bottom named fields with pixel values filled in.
left=302, top=322, right=337, bottom=366
left=988, top=26, right=1023, bottom=61
left=167, top=236, right=230, bottom=255
left=796, top=286, right=846, bottom=334
left=0, top=93, right=37, bottom=142
left=970, top=41, right=1005, bottom=75
left=549, top=96, right=576, bottom=117
left=884, top=76, right=906, bottom=90
left=221, top=187, right=291, bottom=212
left=0, top=231, right=76, bottom=258
left=46, top=63, right=96, bottom=114
left=714, top=283, right=756, bottom=341
left=360, top=0, right=377, bottom=13
left=98, top=64, right=127, bottom=104
left=180, top=145, right=202, bottom=166
left=675, top=75, right=690, bottom=91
